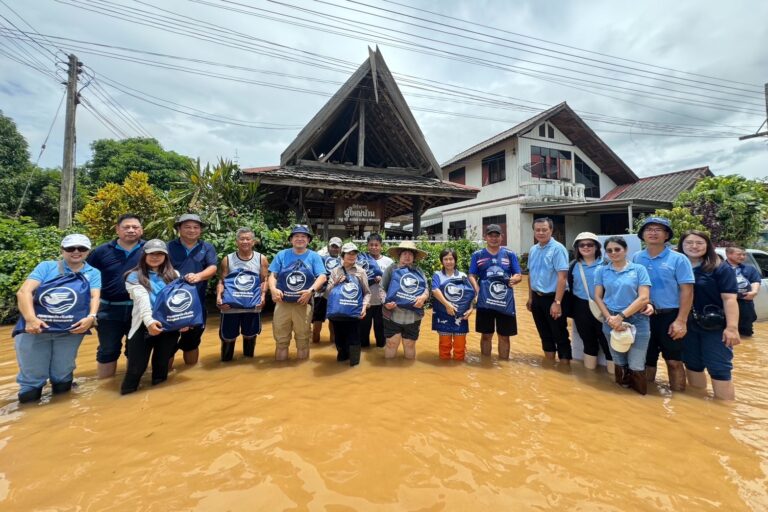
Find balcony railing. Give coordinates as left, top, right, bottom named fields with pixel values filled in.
left=520, top=178, right=586, bottom=203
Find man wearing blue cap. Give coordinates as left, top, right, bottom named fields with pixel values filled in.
left=268, top=225, right=327, bottom=360
left=633, top=216, right=694, bottom=391
left=167, top=214, right=218, bottom=367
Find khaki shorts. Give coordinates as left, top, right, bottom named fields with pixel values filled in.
left=273, top=302, right=313, bottom=350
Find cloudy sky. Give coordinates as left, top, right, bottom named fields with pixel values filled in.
left=1, top=0, right=767, bottom=180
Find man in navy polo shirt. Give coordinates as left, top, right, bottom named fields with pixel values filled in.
left=167, top=214, right=218, bottom=366
left=725, top=246, right=761, bottom=337
left=468, top=224, right=522, bottom=360
left=632, top=216, right=694, bottom=391
left=87, top=214, right=145, bottom=378
left=526, top=217, right=571, bottom=364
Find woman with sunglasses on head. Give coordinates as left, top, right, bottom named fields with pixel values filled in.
left=120, top=240, right=182, bottom=395
left=594, top=236, right=651, bottom=395
left=569, top=233, right=613, bottom=374
left=13, top=234, right=101, bottom=404
left=678, top=230, right=739, bottom=400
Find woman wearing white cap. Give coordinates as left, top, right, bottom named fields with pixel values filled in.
left=12, top=234, right=101, bottom=404
left=121, top=239, right=182, bottom=394
left=569, top=232, right=613, bottom=373
left=325, top=242, right=371, bottom=366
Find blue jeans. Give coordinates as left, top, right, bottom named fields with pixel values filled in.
left=683, top=323, right=733, bottom=381
left=15, top=332, right=85, bottom=393
left=96, top=303, right=132, bottom=363
left=603, top=314, right=650, bottom=371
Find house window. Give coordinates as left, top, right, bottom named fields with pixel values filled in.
left=482, top=215, right=507, bottom=241
left=548, top=125, right=555, bottom=138
left=530, top=146, right=572, bottom=180
left=575, top=155, right=600, bottom=198
left=448, top=167, right=465, bottom=185
left=481, top=151, right=505, bottom=186
left=448, top=220, right=466, bottom=239
left=538, top=124, right=545, bottom=137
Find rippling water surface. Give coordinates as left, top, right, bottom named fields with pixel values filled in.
left=1, top=279, right=766, bottom=511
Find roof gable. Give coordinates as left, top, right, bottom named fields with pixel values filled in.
left=601, top=166, right=713, bottom=202
left=280, top=47, right=443, bottom=179
left=442, top=102, right=638, bottom=185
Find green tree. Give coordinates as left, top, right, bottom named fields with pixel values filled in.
left=0, top=111, right=30, bottom=178
left=675, top=175, right=768, bottom=246
left=82, top=138, right=193, bottom=191
left=635, top=207, right=709, bottom=246
left=77, top=172, right=168, bottom=242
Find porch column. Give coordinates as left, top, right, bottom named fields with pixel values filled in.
left=627, top=203, right=634, bottom=233
left=412, top=196, right=422, bottom=237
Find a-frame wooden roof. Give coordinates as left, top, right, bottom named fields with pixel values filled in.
left=280, top=46, right=443, bottom=179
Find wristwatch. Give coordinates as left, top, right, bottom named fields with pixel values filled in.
left=87, top=313, right=97, bottom=319
left=617, top=312, right=626, bottom=320
left=554, top=299, right=561, bottom=305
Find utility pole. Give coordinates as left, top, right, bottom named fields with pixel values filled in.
left=58, top=54, right=81, bottom=229
left=739, top=82, right=768, bottom=141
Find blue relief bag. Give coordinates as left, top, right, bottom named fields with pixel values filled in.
left=477, top=265, right=516, bottom=315
left=222, top=269, right=262, bottom=309
left=326, top=270, right=364, bottom=320
left=152, top=278, right=204, bottom=331
left=432, top=276, right=475, bottom=334
left=357, top=252, right=382, bottom=285
left=276, top=259, right=315, bottom=302
left=13, top=262, right=91, bottom=337
left=385, top=267, right=427, bottom=311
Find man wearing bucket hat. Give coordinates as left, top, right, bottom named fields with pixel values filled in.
left=527, top=218, right=572, bottom=364
left=267, top=225, right=327, bottom=360
left=468, top=224, right=522, bottom=360
left=167, top=214, right=218, bottom=366
left=380, top=241, right=430, bottom=359
left=632, top=216, right=694, bottom=391
left=87, top=214, right=145, bottom=379
left=312, top=236, right=342, bottom=345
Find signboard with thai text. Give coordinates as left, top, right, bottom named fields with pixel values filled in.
left=335, top=201, right=382, bottom=224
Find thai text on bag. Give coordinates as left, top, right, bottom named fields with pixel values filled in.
left=326, top=270, right=364, bottom=320
left=152, top=278, right=205, bottom=331
left=276, top=259, right=315, bottom=302
left=357, top=252, right=382, bottom=285
left=385, top=267, right=427, bottom=311
left=476, top=263, right=516, bottom=315
left=432, top=276, right=475, bottom=333
left=222, top=269, right=262, bottom=309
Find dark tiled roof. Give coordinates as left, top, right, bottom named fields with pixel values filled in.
left=601, top=166, right=713, bottom=202
left=242, top=165, right=478, bottom=197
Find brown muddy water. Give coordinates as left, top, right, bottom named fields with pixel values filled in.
left=0, top=278, right=767, bottom=511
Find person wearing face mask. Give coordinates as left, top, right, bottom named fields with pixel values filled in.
left=13, top=234, right=101, bottom=404
left=678, top=230, right=739, bottom=400
left=568, top=232, right=612, bottom=373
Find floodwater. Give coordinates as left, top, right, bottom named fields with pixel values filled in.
left=0, top=278, right=767, bottom=511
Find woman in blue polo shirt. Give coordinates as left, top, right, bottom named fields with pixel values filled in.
left=13, top=234, right=101, bottom=404
left=594, top=236, right=651, bottom=395
left=678, top=230, right=739, bottom=400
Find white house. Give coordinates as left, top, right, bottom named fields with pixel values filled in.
left=417, top=102, right=711, bottom=254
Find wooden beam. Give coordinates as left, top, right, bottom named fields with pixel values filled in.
left=294, top=159, right=418, bottom=177
left=357, top=100, right=365, bottom=167
left=368, top=46, right=379, bottom=104
left=319, top=121, right=359, bottom=163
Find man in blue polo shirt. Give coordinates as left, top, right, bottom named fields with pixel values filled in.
left=468, top=224, right=522, bottom=360
left=167, top=214, right=218, bottom=366
left=632, top=217, right=694, bottom=391
left=87, top=214, right=145, bottom=379
left=526, top=218, right=571, bottom=363
left=725, top=246, right=761, bottom=337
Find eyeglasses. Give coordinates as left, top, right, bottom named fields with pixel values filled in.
left=644, top=228, right=665, bottom=233
left=63, top=246, right=89, bottom=253
left=605, top=248, right=624, bottom=254
left=577, top=243, right=595, bottom=249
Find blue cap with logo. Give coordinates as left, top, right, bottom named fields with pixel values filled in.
left=639, top=216, right=673, bottom=240
left=289, top=225, right=313, bottom=242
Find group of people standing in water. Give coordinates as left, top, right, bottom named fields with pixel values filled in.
left=12, top=212, right=753, bottom=404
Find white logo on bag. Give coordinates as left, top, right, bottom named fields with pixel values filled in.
left=325, top=258, right=340, bottom=271
left=234, top=274, right=256, bottom=291
left=167, top=290, right=194, bottom=313
left=341, top=281, right=359, bottom=300
left=39, top=287, right=77, bottom=314
left=286, top=271, right=307, bottom=291
left=400, top=273, right=420, bottom=294
left=444, top=283, right=464, bottom=302
left=489, top=282, right=508, bottom=300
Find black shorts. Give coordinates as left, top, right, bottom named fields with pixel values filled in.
left=383, top=317, right=422, bottom=341
left=312, top=297, right=328, bottom=322
left=177, top=326, right=204, bottom=352
left=475, top=309, right=518, bottom=336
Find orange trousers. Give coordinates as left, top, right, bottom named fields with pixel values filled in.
left=439, top=334, right=466, bottom=361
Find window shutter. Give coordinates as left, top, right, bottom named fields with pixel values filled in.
left=482, top=162, right=489, bottom=186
